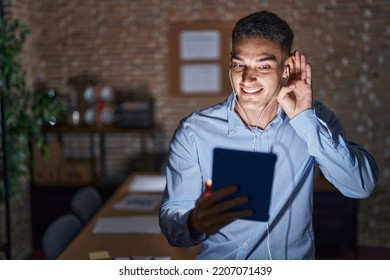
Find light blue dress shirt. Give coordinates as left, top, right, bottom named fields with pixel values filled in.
left=159, top=92, right=378, bottom=260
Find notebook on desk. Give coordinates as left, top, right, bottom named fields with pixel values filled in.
left=212, top=148, right=277, bottom=222
left=128, top=174, right=166, bottom=192
left=92, top=215, right=161, bottom=234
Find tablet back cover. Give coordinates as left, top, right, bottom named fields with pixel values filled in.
left=212, top=148, right=277, bottom=222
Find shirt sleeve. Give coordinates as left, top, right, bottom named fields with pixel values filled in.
left=159, top=119, right=207, bottom=248
left=289, top=102, right=378, bottom=198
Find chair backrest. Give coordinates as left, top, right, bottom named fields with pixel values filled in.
left=42, top=213, right=83, bottom=259
left=70, top=186, right=103, bottom=225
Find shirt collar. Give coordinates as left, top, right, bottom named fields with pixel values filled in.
left=226, top=92, right=286, bottom=136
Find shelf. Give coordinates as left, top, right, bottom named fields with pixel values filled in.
left=37, top=124, right=165, bottom=187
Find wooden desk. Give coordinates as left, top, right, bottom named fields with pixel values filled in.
left=58, top=173, right=199, bottom=260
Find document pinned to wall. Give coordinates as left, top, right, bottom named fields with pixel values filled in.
left=180, top=64, right=221, bottom=94
left=128, top=174, right=166, bottom=193
left=113, top=193, right=163, bottom=212
left=179, top=30, right=220, bottom=60
left=92, top=215, right=161, bottom=234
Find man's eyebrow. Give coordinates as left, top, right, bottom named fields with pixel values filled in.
left=231, top=54, right=243, bottom=61
left=231, top=54, right=277, bottom=62
left=257, top=54, right=277, bottom=62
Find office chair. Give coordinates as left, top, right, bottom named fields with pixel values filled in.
left=42, top=213, right=83, bottom=259
left=70, top=186, right=103, bottom=225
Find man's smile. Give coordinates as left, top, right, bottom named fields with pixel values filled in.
left=241, top=87, right=263, bottom=96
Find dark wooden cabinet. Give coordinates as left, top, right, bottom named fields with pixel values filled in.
left=313, top=179, right=358, bottom=259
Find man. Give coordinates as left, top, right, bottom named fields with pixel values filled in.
left=159, top=11, right=378, bottom=259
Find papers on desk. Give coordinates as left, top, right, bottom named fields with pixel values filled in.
left=92, top=215, right=161, bottom=234
left=113, top=193, right=162, bottom=212
left=128, top=174, right=166, bottom=192
left=88, top=250, right=111, bottom=260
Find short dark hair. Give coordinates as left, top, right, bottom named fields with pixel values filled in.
left=232, top=11, right=294, bottom=56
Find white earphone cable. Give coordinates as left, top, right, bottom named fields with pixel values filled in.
left=229, top=68, right=282, bottom=259
left=266, top=222, right=273, bottom=260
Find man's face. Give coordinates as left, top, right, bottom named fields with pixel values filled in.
left=230, top=38, right=286, bottom=111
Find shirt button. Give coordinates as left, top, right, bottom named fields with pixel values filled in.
left=242, top=242, right=248, bottom=248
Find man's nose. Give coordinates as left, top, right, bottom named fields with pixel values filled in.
left=242, top=67, right=257, bottom=83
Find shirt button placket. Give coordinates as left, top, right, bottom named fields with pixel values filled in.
left=236, top=241, right=250, bottom=259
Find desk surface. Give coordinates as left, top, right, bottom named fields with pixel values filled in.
left=58, top=173, right=199, bottom=260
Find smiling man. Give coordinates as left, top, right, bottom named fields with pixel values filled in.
left=159, top=11, right=378, bottom=260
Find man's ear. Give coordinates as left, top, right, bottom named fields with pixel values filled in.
left=229, top=51, right=234, bottom=68
left=283, top=55, right=294, bottom=80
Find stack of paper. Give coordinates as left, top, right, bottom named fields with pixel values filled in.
left=92, top=215, right=161, bottom=234
left=128, top=175, right=166, bottom=192
left=113, top=193, right=162, bottom=212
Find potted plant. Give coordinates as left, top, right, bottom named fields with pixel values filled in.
left=0, top=18, right=65, bottom=201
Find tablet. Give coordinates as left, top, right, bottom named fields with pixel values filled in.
left=211, top=148, right=277, bottom=222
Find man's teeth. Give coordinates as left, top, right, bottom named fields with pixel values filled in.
left=243, top=88, right=260, bottom=93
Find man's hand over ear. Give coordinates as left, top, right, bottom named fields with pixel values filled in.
left=278, top=50, right=313, bottom=119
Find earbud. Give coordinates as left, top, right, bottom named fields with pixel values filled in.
left=284, top=65, right=290, bottom=79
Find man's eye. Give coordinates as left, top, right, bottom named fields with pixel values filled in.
left=232, top=63, right=245, bottom=71
left=257, top=65, right=271, bottom=71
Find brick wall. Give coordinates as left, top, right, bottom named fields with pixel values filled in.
left=4, top=0, right=390, bottom=251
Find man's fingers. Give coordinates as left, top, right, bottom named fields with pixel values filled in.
left=277, top=83, right=296, bottom=103
left=292, top=50, right=310, bottom=82
left=200, top=209, right=253, bottom=235
left=294, top=50, right=301, bottom=79
left=300, top=53, right=307, bottom=81
left=195, top=185, right=240, bottom=222
left=210, top=211, right=253, bottom=234
left=197, top=189, right=249, bottom=218
left=210, top=195, right=250, bottom=216
left=200, top=185, right=238, bottom=206
left=306, top=63, right=312, bottom=85
left=202, top=179, right=212, bottom=197
left=192, top=184, right=253, bottom=234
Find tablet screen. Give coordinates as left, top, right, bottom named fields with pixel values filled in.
left=212, top=148, right=277, bottom=221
